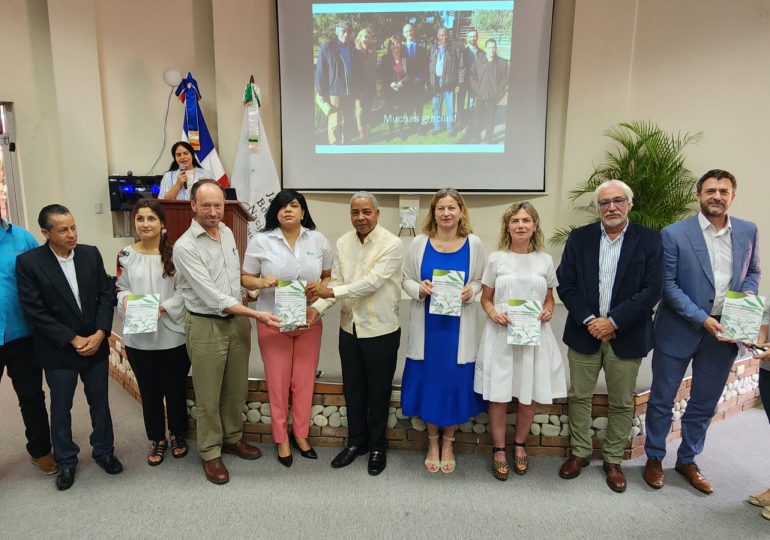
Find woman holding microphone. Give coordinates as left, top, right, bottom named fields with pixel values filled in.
left=158, top=141, right=210, bottom=200
left=116, top=200, right=190, bottom=465
left=241, top=190, right=332, bottom=467
left=401, top=188, right=486, bottom=474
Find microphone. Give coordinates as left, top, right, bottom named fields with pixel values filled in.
left=178, top=164, right=189, bottom=189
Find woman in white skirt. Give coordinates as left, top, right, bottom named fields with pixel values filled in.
left=475, top=202, right=566, bottom=480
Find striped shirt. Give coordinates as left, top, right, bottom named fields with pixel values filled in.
left=312, top=224, right=403, bottom=338
left=172, top=219, right=242, bottom=315
left=598, top=220, right=629, bottom=318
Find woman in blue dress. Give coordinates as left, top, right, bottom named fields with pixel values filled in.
left=402, top=188, right=486, bottom=473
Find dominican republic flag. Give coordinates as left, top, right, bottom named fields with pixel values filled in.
left=231, top=81, right=280, bottom=236
left=175, top=72, right=228, bottom=187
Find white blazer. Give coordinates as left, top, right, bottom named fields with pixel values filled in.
left=402, top=233, right=485, bottom=364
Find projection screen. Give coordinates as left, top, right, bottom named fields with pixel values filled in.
left=278, top=0, right=554, bottom=192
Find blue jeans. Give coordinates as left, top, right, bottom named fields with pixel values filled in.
left=432, top=90, right=455, bottom=132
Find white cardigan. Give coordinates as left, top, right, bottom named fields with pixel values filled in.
left=402, top=233, right=485, bottom=364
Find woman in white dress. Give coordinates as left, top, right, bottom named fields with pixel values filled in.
left=116, top=200, right=189, bottom=465
left=475, top=202, right=566, bottom=480
left=158, top=141, right=210, bottom=200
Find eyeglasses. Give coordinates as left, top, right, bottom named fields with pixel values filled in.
left=597, top=197, right=628, bottom=208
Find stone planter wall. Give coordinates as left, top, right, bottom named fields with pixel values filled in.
left=108, top=334, right=763, bottom=460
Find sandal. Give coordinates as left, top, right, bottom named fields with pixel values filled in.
left=147, top=439, right=168, bottom=466
left=748, top=493, right=770, bottom=507
left=424, top=434, right=440, bottom=473
left=169, top=434, right=189, bottom=459
left=512, top=441, right=528, bottom=475
left=492, top=446, right=509, bottom=481
left=440, top=435, right=456, bottom=474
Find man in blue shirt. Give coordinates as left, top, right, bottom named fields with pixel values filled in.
left=0, top=218, right=57, bottom=475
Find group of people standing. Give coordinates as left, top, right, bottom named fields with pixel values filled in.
left=315, top=21, right=509, bottom=143
left=1, top=168, right=767, bottom=509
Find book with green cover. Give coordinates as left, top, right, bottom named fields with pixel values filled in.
left=506, top=299, right=542, bottom=346
left=123, top=294, right=160, bottom=335
left=718, top=291, right=765, bottom=342
left=429, top=269, right=465, bottom=317
left=275, top=280, right=307, bottom=332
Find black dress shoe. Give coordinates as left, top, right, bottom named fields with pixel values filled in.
left=277, top=453, right=293, bottom=468
left=56, top=467, right=76, bottom=491
left=368, top=450, right=387, bottom=476
left=95, top=454, right=124, bottom=475
left=331, top=445, right=368, bottom=469
left=291, top=434, right=318, bottom=459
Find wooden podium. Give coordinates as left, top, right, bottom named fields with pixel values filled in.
left=158, top=200, right=253, bottom=262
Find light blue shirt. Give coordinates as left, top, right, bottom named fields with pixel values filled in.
left=0, top=219, right=38, bottom=345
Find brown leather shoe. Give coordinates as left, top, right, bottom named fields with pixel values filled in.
left=559, top=456, right=590, bottom=479
left=222, top=439, right=262, bottom=460
left=675, top=461, right=713, bottom=494
left=32, top=453, right=59, bottom=475
left=643, top=458, right=664, bottom=489
left=202, top=457, right=229, bottom=484
left=603, top=462, right=627, bottom=493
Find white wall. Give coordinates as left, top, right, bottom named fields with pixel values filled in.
left=1, top=0, right=768, bottom=296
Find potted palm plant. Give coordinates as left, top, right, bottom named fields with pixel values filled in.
left=550, top=121, right=702, bottom=244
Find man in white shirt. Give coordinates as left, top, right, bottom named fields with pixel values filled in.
left=308, top=191, right=403, bottom=475
left=644, top=169, right=760, bottom=494
left=16, top=205, right=121, bottom=490
left=173, top=180, right=281, bottom=484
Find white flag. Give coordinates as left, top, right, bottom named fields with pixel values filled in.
left=231, top=82, right=280, bottom=236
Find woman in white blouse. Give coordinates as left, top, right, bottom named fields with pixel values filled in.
left=158, top=141, right=210, bottom=200
left=241, top=190, right=332, bottom=467
left=116, top=200, right=189, bottom=465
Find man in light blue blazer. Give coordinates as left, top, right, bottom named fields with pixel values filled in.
left=644, top=169, right=760, bottom=494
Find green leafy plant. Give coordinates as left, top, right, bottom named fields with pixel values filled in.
left=550, top=121, right=702, bottom=245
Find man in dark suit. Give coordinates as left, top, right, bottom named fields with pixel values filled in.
left=556, top=180, right=663, bottom=493
left=643, top=169, right=760, bottom=494
left=16, top=204, right=122, bottom=490
left=402, top=23, right=428, bottom=129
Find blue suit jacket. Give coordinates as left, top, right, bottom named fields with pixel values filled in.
left=653, top=214, right=760, bottom=358
left=556, top=221, right=664, bottom=359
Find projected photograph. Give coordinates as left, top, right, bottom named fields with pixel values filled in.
left=313, top=1, right=514, bottom=154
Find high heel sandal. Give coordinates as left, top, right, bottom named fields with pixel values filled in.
left=440, top=435, right=456, bottom=474
left=424, top=434, right=440, bottom=473
left=492, top=447, right=509, bottom=481
left=169, top=434, right=188, bottom=459
left=147, top=439, right=168, bottom=466
left=512, top=441, right=528, bottom=475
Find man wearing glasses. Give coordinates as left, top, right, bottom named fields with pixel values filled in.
left=556, top=180, right=664, bottom=493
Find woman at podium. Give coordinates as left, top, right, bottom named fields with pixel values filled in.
left=158, top=141, right=210, bottom=200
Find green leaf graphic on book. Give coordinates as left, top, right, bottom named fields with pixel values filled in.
left=507, top=299, right=542, bottom=346
left=429, top=269, right=465, bottom=317
left=275, top=280, right=307, bottom=331
left=718, top=291, right=765, bottom=342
